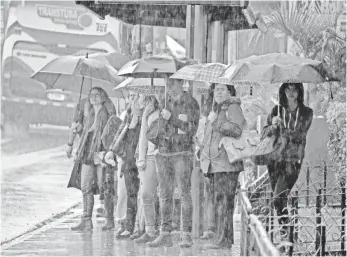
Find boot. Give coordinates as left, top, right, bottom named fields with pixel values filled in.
left=179, top=233, right=193, bottom=248
left=129, top=230, right=144, bottom=240
left=71, top=194, right=93, bottom=231
left=147, top=234, right=173, bottom=247
left=102, top=196, right=115, bottom=231
left=200, top=231, right=215, bottom=240
left=134, top=233, right=157, bottom=244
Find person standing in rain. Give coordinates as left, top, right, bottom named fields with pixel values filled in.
left=147, top=78, right=200, bottom=248
left=200, top=83, right=246, bottom=249
left=261, top=83, right=313, bottom=228
left=134, top=87, right=166, bottom=244
left=69, top=87, right=115, bottom=231
left=66, top=95, right=116, bottom=218
left=105, top=92, right=145, bottom=238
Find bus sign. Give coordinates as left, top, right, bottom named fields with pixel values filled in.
left=37, top=4, right=93, bottom=30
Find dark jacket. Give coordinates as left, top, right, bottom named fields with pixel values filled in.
left=156, top=92, right=200, bottom=153
left=262, top=103, right=313, bottom=162
left=200, top=98, right=246, bottom=174
left=110, top=107, right=143, bottom=170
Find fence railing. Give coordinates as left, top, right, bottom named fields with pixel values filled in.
left=244, top=161, right=347, bottom=257
left=240, top=189, right=280, bottom=256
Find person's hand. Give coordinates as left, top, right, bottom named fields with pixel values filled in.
left=137, top=161, right=146, bottom=172
left=208, top=112, right=217, bottom=123
left=66, top=145, right=73, bottom=159
left=75, top=122, right=83, bottom=133
left=161, top=109, right=171, bottom=120
left=272, top=116, right=282, bottom=127
left=104, top=151, right=116, bottom=166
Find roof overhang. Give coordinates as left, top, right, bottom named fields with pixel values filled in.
left=76, top=0, right=250, bottom=28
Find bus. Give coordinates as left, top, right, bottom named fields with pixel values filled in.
left=1, top=0, right=120, bottom=131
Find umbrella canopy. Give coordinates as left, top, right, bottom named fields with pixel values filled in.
left=31, top=55, right=124, bottom=97
left=115, top=77, right=209, bottom=96
left=114, top=78, right=166, bottom=95
left=219, top=53, right=328, bottom=84
left=117, top=55, right=178, bottom=78
left=88, top=52, right=132, bottom=70
left=170, top=62, right=230, bottom=84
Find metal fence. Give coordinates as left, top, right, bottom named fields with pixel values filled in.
left=239, top=188, right=280, bottom=256
left=245, top=161, right=346, bottom=256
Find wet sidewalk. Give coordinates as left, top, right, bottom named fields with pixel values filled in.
left=1, top=204, right=241, bottom=256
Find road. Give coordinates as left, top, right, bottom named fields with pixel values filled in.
left=1, top=132, right=80, bottom=243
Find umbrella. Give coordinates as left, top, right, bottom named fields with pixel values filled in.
left=88, top=52, right=132, bottom=70
left=114, top=77, right=209, bottom=96
left=218, top=53, right=329, bottom=84
left=31, top=54, right=124, bottom=98
left=170, top=62, right=230, bottom=84
left=117, top=55, right=177, bottom=79
left=114, top=78, right=166, bottom=95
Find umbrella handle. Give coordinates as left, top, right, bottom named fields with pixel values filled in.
left=79, top=76, right=85, bottom=102
left=78, top=53, right=89, bottom=102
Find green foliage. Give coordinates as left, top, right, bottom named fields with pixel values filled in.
left=326, top=101, right=346, bottom=186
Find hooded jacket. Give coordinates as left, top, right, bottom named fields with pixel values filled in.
left=262, top=83, right=313, bottom=162
left=200, top=97, right=246, bottom=174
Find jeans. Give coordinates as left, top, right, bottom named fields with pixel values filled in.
left=203, top=176, right=216, bottom=232
left=123, top=165, right=140, bottom=233
left=267, top=161, right=301, bottom=224
left=155, top=153, right=193, bottom=233
left=212, top=172, right=240, bottom=246
left=81, top=164, right=104, bottom=218
left=139, top=157, right=158, bottom=234
left=81, top=164, right=104, bottom=196
left=133, top=187, right=145, bottom=233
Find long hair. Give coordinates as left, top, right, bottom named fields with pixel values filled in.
left=279, top=83, right=304, bottom=108
left=204, top=83, right=236, bottom=116
left=89, top=87, right=109, bottom=104
left=145, top=95, right=159, bottom=110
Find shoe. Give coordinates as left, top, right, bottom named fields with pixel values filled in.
left=102, top=219, right=115, bottom=231
left=115, top=227, right=125, bottom=236
left=134, top=233, right=156, bottom=244
left=96, top=207, right=105, bottom=218
left=71, top=194, right=93, bottom=231
left=179, top=234, right=193, bottom=248
left=129, top=230, right=144, bottom=240
left=147, top=234, right=173, bottom=247
left=204, top=242, right=232, bottom=249
left=200, top=231, right=215, bottom=240
left=71, top=218, right=93, bottom=231
left=116, top=230, right=131, bottom=239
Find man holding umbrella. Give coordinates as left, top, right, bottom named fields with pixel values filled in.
left=147, top=77, right=200, bottom=248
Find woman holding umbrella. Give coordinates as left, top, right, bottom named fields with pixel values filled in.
left=261, top=83, right=313, bottom=227
left=70, top=87, right=114, bottom=231
left=200, top=83, right=247, bottom=249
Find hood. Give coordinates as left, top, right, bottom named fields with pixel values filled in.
left=213, top=97, right=241, bottom=112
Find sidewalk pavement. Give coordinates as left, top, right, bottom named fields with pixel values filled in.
left=1, top=204, right=241, bottom=256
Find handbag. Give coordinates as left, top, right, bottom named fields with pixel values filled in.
left=250, top=134, right=287, bottom=165
left=219, top=130, right=260, bottom=164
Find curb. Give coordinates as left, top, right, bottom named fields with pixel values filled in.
left=1, top=201, right=81, bottom=249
